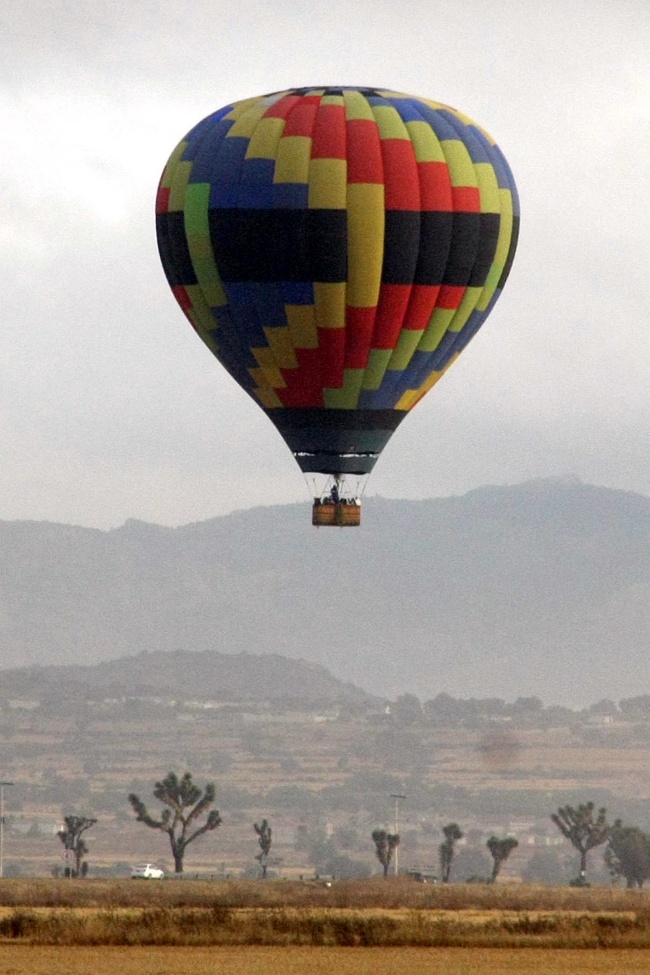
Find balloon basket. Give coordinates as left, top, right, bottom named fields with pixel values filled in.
left=312, top=500, right=361, bottom=527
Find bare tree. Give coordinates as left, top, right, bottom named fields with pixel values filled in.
left=372, top=828, right=400, bottom=878
left=551, top=802, right=610, bottom=883
left=439, top=822, right=464, bottom=883
left=58, top=815, right=97, bottom=878
left=128, top=771, right=221, bottom=874
left=254, top=818, right=272, bottom=878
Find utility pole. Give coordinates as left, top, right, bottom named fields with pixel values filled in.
left=0, top=781, right=14, bottom=879
left=390, top=793, right=406, bottom=877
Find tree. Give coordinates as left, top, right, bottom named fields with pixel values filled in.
left=371, top=828, right=399, bottom=878
left=128, top=771, right=221, bottom=874
left=521, top=848, right=571, bottom=885
left=439, top=822, right=463, bottom=883
left=451, top=846, right=492, bottom=883
left=619, top=695, right=650, bottom=719
left=58, top=815, right=97, bottom=878
left=588, top=698, right=618, bottom=717
left=486, top=835, right=519, bottom=883
left=551, top=802, right=610, bottom=882
left=294, top=825, right=370, bottom=879
left=391, top=694, right=423, bottom=726
left=509, top=696, right=544, bottom=716
left=254, top=818, right=272, bottom=878
left=605, top=820, right=650, bottom=888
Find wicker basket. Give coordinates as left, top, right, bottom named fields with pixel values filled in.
left=312, top=501, right=361, bottom=527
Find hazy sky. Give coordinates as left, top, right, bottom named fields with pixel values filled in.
left=2, top=0, right=648, bottom=529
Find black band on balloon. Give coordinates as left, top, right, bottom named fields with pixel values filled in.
left=264, top=409, right=406, bottom=475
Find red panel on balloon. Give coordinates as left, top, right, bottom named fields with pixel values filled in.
left=263, top=95, right=301, bottom=120
left=311, top=104, right=347, bottom=159
left=279, top=348, right=323, bottom=407
left=317, top=328, right=346, bottom=388
left=372, top=285, right=412, bottom=348
left=452, top=186, right=481, bottom=212
left=283, top=97, right=320, bottom=137
left=345, top=307, right=376, bottom=368
left=156, top=186, right=171, bottom=214
left=417, top=162, right=452, bottom=211
left=403, top=285, right=442, bottom=330
left=346, top=120, right=383, bottom=183
left=437, top=285, right=466, bottom=310
left=381, top=141, right=419, bottom=210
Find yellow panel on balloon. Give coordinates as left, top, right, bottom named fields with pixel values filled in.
left=308, top=159, right=347, bottom=209
left=347, top=184, right=384, bottom=308
left=286, top=305, right=318, bottom=349
left=274, top=136, right=312, bottom=184
left=245, top=118, right=286, bottom=160
left=314, top=283, right=346, bottom=329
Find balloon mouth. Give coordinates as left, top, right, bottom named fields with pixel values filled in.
left=264, top=408, right=407, bottom=476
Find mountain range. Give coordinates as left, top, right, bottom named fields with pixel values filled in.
left=1, top=478, right=648, bottom=706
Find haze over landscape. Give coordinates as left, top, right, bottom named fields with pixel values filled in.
left=1, top=479, right=648, bottom=708
left=1, top=3, right=648, bottom=717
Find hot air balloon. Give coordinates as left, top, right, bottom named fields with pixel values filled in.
left=156, top=87, right=519, bottom=526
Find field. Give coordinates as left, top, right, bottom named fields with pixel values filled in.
left=3, top=879, right=650, bottom=973
left=4, top=697, right=650, bottom=882
left=1, top=878, right=650, bottom=947
left=1, top=875, right=646, bottom=911
left=1, top=946, right=650, bottom=975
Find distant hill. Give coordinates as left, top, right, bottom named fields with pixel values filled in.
left=0, top=650, right=372, bottom=704
left=0, top=479, right=649, bottom=706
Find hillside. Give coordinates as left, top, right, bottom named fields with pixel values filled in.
left=0, top=650, right=371, bottom=704
left=0, top=479, right=649, bottom=706
left=2, top=670, right=650, bottom=882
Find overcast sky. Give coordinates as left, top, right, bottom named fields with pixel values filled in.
left=2, top=0, right=648, bottom=529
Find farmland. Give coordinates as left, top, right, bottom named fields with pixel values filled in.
left=2, top=880, right=650, bottom=973
left=2, top=946, right=650, bottom=975
left=1, top=678, right=650, bottom=880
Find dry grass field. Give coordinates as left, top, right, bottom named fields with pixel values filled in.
left=0, top=879, right=650, bottom=953
left=1, top=946, right=650, bottom=975
left=2, top=880, right=650, bottom=974
left=0, top=876, right=645, bottom=911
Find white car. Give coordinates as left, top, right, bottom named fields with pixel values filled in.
left=131, top=863, right=164, bottom=879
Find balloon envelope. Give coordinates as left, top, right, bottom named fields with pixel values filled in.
left=156, top=87, right=519, bottom=476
